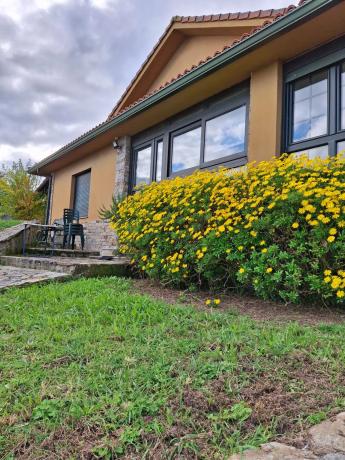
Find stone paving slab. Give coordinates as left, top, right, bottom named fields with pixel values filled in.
left=229, top=412, right=345, bottom=460
left=309, top=413, right=345, bottom=455
left=0, top=266, right=69, bottom=291
left=230, top=442, right=317, bottom=459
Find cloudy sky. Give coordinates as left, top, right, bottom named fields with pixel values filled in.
left=0, top=0, right=297, bottom=166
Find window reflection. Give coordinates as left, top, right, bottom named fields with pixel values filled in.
left=135, top=146, right=151, bottom=185
left=338, top=140, right=345, bottom=157
left=341, top=63, right=345, bottom=129
left=204, top=106, right=246, bottom=163
left=292, top=145, right=328, bottom=159
left=171, top=126, right=201, bottom=173
left=155, top=141, right=163, bottom=182
left=293, top=70, right=328, bottom=142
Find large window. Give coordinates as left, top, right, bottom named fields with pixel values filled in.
left=73, top=170, right=91, bottom=218
left=133, top=139, right=164, bottom=186
left=341, top=63, right=345, bottom=130
left=155, top=141, right=163, bottom=182
left=292, top=70, right=328, bottom=143
left=284, top=37, right=345, bottom=158
left=171, top=125, right=202, bottom=173
left=134, top=146, right=151, bottom=186
left=204, top=106, right=246, bottom=162
left=338, top=140, right=345, bottom=156
left=131, top=84, right=249, bottom=190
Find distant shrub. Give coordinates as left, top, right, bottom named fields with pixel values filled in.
left=112, top=155, right=345, bottom=305
left=0, top=160, right=46, bottom=221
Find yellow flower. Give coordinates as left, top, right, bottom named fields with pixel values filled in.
left=205, top=299, right=211, bottom=305
left=238, top=246, right=244, bottom=251
left=218, top=225, right=225, bottom=233
left=261, top=248, right=268, bottom=254
left=324, top=270, right=331, bottom=276
left=329, top=228, right=337, bottom=235
left=239, top=268, right=245, bottom=274
left=331, top=277, right=341, bottom=289
left=214, top=299, right=221, bottom=305
left=226, top=249, right=231, bottom=254
left=291, top=222, right=299, bottom=229
left=266, top=267, right=273, bottom=273
left=337, top=290, right=345, bottom=298
left=327, top=236, right=335, bottom=243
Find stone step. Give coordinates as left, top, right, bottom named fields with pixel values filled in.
left=0, top=255, right=131, bottom=278
left=0, top=266, right=70, bottom=292
left=26, top=247, right=100, bottom=258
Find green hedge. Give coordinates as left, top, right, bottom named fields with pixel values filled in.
left=113, top=155, right=345, bottom=305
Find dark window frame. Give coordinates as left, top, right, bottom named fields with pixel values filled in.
left=72, top=169, right=91, bottom=219
left=283, top=35, right=345, bottom=157
left=131, top=135, right=165, bottom=187
left=153, top=138, right=164, bottom=182
left=130, top=82, right=249, bottom=192
left=132, top=142, right=154, bottom=187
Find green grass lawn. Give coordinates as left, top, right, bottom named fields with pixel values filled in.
left=1, top=277, right=345, bottom=459
left=0, top=220, right=22, bottom=230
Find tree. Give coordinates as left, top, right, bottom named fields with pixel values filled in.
left=0, top=160, right=46, bottom=221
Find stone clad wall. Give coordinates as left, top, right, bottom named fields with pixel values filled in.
left=83, top=221, right=118, bottom=252
left=0, top=223, right=39, bottom=255
left=52, top=220, right=118, bottom=252
left=115, top=136, right=131, bottom=198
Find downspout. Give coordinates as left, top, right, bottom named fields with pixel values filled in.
left=44, top=175, right=52, bottom=225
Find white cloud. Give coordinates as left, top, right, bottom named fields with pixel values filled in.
left=0, top=0, right=69, bottom=21
left=90, top=0, right=116, bottom=9
left=0, top=142, right=60, bottom=164
left=0, top=0, right=298, bottom=166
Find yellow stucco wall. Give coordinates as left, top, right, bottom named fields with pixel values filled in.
left=149, top=34, right=240, bottom=93
left=248, top=61, right=283, bottom=163
left=50, top=145, right=116, bottom=223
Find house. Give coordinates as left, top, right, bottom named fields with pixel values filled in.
left=29, top=0, right=345, bottom=250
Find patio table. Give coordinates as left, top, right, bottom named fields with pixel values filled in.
left=22, top=223, right=64, bottom=256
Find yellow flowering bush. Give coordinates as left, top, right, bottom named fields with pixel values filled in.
left=112, top=155, right=345, bottom=305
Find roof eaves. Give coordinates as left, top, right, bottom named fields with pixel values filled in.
left=29, top=0, right=334, bottom=175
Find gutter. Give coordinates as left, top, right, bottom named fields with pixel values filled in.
left=29, top=0, right=339, bottom=174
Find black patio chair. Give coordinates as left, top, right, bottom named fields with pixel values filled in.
left=67, top=223, right=85, bottom=250
left=62, top=208, right=80, bottom=248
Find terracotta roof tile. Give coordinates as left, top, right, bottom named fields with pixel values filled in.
left=239, top=11, right=250, bottom=19
left=174, top=7, right=296, bottom=23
